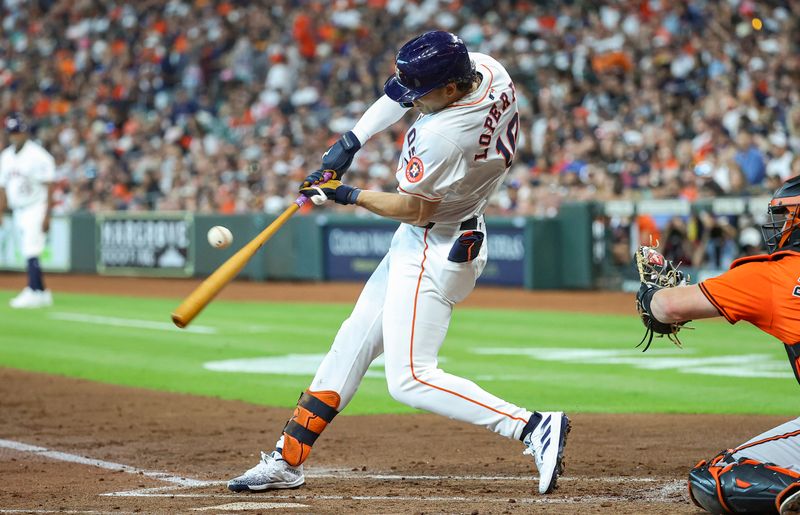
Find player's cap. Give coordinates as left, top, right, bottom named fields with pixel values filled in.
left=763, top=175, right=800, bottom=253
left=4, top=113, right=27, bottom=134
left=383, top=31, right=473, bottom=105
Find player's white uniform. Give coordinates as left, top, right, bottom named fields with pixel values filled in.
left=309, top=53, right=533, bottom=439
left=0, top=140, right=56, bottom=258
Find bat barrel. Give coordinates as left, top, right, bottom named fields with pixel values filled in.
left=171, top=202, right=301, bottom=328
left=172, top=313, right=188, bottom=328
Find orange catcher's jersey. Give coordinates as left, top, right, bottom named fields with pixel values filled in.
left=395, top=52, right=519, bottom=223
left=699, top=250, right=800, bottom=344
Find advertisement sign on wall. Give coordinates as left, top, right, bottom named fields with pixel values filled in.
left=323, top=221, right=525, bottom=286
left=479, top=226, right=526, bottom=286
left=324, top=224, right=394, bottom=280
left=0, top=215, right=71, bottom=271
left=96, top=213, right=194, bottom=276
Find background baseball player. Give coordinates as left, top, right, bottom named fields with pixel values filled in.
left=0, top=113, right=56, bottom=309
left=634, top=175, right=800, bottom=514
left=228, top=31, right=569, bottom=495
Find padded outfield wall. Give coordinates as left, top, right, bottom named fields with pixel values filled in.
left=0, top=198, right=767, bottom=289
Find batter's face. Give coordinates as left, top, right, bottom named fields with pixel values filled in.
left=412, top=83, right=461, bottom=114
left=8, top=132, right=26, bottom=149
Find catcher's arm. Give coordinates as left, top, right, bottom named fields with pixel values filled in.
left=649, top=285, right=721, bottom=323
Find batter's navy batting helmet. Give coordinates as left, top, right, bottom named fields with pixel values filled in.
left=383, top=31, right=473, bottom=105
left=762, top=175, right=800, bottom=253
left=4, top=113, right=27, bottom=134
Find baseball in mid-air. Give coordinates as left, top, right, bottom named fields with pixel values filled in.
left=207, top=225, right=233, bottom=249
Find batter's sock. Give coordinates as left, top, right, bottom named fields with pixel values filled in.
left=520, top=412, right=543, bottom=442
left=27, top=257, right=45, bottom=291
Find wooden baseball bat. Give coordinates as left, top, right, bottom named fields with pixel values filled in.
left=171, top=202, right=300, bottom=328
left=172, top=172, right=332, bottom=328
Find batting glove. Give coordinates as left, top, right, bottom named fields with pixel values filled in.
left=301, top=131, right=362, bottom=188
left=299, top=179, right=361, bottom=205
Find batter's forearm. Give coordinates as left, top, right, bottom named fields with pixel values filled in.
left=355, top=190, right=433, bottom=226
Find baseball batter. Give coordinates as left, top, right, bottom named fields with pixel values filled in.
left=0, top=113, right=55, bottom=309
left=635, top=175, right=800, bottom=514
left=228, top=31, right=569, bottom=495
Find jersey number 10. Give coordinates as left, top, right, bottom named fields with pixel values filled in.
left=495, top=113, right=520, bottom=168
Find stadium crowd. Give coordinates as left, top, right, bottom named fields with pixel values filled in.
left=0, top=0, right=798, bottom=226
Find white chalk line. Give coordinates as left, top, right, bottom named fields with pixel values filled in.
left=0, top=438, right=212, bottom=487
left=99, top=491, right=658, bottom=505
left=2, top=437, right=685, bottom=506
left=102, top=477, right=686, bottom=505
left=192, top=502, right=309, bottom=511
left=303, top=469, right=669, bottom=483
left=48, top=312, right=217, bottom=335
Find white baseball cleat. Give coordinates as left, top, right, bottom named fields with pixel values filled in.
left=10, top=288, right=52, bottom=308
left=9, top=287, right=52, bottom=308
left=523, top=411, right=571, bottom=494
left=38, top=290, right=53, bottom=307
left=781, top=488, right=800, bottom=515
left=228, top=450, right=305, bottom=492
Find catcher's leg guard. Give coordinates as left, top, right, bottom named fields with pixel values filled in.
left=688, top=452, right=800, bottom=514
left=281, top=390, right=340, bottom=467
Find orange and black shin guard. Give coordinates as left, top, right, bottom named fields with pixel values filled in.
left=281, top=390, right=341, bottom=466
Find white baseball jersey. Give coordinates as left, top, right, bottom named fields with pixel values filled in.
left=395, top=52, right=519, bottom=222
left=295, top=51, right=537, bottom=452
left=0, top=140, right=56, bottom=210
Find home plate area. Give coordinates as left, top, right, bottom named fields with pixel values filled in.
left=98, top=469, right=689, bottom=513
left=1, top=368, right=787, bottom=514
left=1, top=436, right=688, bottom=514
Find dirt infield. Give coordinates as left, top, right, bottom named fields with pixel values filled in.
left=0, top=273, right=790, bottom=513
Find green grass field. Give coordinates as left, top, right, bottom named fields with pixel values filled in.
left=0, top=289, right=796, bottom=416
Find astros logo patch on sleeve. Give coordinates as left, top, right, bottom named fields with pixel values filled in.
left=405, top=156, right=424, bottom=183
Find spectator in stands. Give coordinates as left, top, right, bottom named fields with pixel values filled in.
left=766, top=132, right=795, bottom=182
left=734, top=131, right=766, bottom=187
left=0, top=0, right=795, bottom=233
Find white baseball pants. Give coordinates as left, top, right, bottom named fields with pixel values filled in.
left=729, top=416, right=800, bottom=471
left=12, top=202, right=47, bottom=259
left=309, top=218, right=533, bottom=440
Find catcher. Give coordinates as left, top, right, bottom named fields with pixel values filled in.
left=635, top=175, right=800, bottom=515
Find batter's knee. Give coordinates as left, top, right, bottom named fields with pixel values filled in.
left=688, top=452, right=800, bottom=514
left=386, top=373, right=418, bottom=407
left=386, top=364, right=434, bottom=410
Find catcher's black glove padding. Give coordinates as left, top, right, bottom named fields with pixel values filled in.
left=634, top=246, right=690, bottom=351
left=302, top=131, right=361, bottom=188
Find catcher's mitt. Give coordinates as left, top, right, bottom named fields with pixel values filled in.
left=634, top=246, right=689, bottom=351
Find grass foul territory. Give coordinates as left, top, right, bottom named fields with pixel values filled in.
left=0, top=289, right=795, bottom=416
